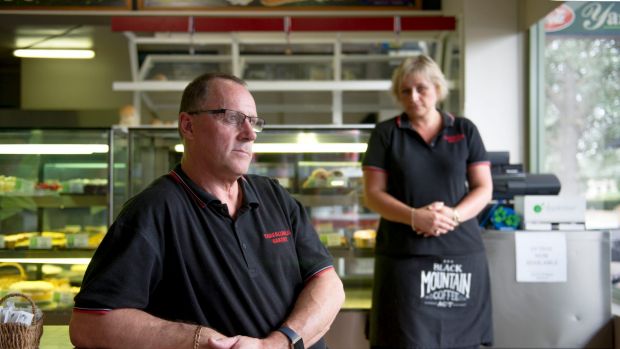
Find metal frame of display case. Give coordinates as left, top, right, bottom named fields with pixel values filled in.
left=110, top=123, right=377, bottom=206
left=110, top=124, right=379, bottom=311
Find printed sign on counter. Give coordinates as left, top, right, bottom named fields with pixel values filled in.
left=515, top=232, right=567, bottom=283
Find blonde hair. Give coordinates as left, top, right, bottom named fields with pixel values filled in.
left=390, top=54, right=449, bottom=102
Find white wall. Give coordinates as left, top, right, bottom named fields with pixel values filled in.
left=21, top=26, right=132, bottom=112
left=462, top=0, right=525, bottom=163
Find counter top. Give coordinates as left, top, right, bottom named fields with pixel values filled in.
left=40, top=326, right=71, bottom=348
left=342, top=287, right=371, bottom=309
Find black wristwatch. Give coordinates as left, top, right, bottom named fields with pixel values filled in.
left=277, top=326, right=304, bottom=349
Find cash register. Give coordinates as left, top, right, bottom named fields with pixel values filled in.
left=488, top=151, right=561, bottom=200
left=479, top=152, right=563, bottom=230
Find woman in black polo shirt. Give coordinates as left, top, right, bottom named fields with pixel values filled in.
left=362, top=55, right=493, bottom=349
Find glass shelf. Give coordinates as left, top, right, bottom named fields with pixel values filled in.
left=0, top=194, right=107, bottom=209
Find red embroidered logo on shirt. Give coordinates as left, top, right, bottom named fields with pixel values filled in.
left=443, top=134, right=465, bottom=143
left=263, top=230, right=291, bottom=244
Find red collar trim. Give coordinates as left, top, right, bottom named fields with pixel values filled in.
left=168, top=170, right=207, bottom=209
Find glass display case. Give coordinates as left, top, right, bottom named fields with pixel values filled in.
left=0, top=128, right=111, bottom=323
left=111, top=125, right=378, bottom=310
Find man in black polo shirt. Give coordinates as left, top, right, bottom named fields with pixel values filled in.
left=70, top=73, right=344, bottom=349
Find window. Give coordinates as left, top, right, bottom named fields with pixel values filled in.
left=535, top=2, right=620, bottom=230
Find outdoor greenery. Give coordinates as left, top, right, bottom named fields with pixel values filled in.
left=543, top=36, right=620, bottom=215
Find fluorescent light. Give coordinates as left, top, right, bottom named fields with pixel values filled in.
left=253, top=143, right=368, bottom=153
left=174, top=143, right=367, bottom=153
left=0, top=258, right=90, bottom=265
left=46, top=163, right=125, bottom=169
left=297, top=132, right=319, bottom=144
left=16, top=37, right=93, bottom=49
left=13, top=49, right=95, bottom=59
left=0, top=144, right=109, bottom=155
left=298, top=161, right=361, bottom=167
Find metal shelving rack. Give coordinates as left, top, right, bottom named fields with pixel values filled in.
left=111, top=16, right=461, bottom=125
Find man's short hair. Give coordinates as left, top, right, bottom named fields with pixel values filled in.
left=179, top=73, right=247, bottom=114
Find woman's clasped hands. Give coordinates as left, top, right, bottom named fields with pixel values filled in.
left=410, top=202, right=458, bottom=238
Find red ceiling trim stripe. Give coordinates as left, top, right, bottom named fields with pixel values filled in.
left=291, top=17, right=394, bottom=31
left=111, top=17, right=190, bottom=32
left=194, top=18, right=284, bottom=32
left=111, top=16, right=456, bottom=32
left=401, top=16, right=455, bottom=31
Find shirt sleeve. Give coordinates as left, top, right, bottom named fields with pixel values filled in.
left=362, top=122, right=390, bottom=170
left=277, top=183, right=333, bottom=281
left=465, top=120, right=489, bottom=165
left=74, top=202, right=163, bottom=311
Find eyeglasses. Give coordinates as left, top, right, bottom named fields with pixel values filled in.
left=187, top=108, right=265, bottom=132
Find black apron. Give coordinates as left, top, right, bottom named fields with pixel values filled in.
left=369, top=251, right=493, bottom=349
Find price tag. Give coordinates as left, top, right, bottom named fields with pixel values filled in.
left=30, top=236, right=52, bottom=249
left=326, top=233, right=342, bottom=247
left=67, top=234, right=89, bottom=249
left=56, top=290, right=74, bottom=306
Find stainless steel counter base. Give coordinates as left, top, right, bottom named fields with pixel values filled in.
left=484, top=230, right=612, bottom=349
left=326, top=230, right=613, bottom=349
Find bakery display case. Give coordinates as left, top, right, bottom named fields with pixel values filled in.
left=0, top=128, right=111, bottom=323
left=111, top=125, right=378, bottom=309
